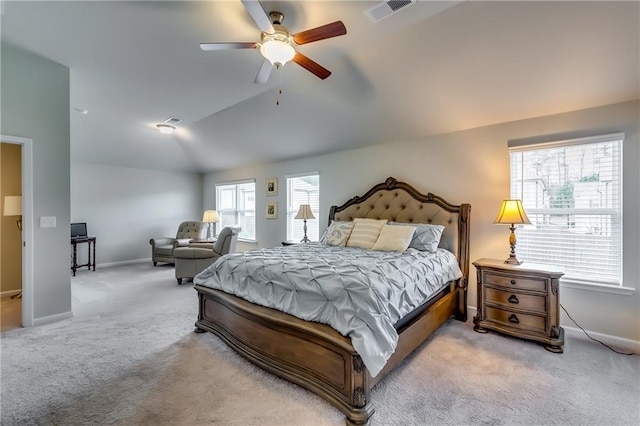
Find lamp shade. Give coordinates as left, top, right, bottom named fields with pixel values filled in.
left=494, top=199, right=531, bottom=225
left=3, top=196, right=22, bottom=216
left=202, top=210, right=219, bottom=223
left=295, top=204, right=315, bottom=220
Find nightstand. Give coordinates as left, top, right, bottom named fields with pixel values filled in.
left=281, top=240, right=300, bottom=246
left=472, top=258, right=565, bottom=353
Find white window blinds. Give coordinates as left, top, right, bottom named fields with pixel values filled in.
left=286, top=174, right=319, bottom=242
left=509, top=134, right=623, bottom=286
left=215, top=180, right=256, bottom=241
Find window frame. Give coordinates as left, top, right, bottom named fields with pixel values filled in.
left=215, top=179, right=256, bottom=242
left=508, top=133, right=625, bottom=291
left=286, top=172, right=320, bottom=242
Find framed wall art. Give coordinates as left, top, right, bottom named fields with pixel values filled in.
left=266, top=201, right=278, bottom=219
left=266, top=178, right=278, bottom=196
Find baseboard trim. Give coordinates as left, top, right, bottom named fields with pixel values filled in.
left=96, top=258, right=150, bottom=269
left=562, top=326, right=640, bottom=353
left=466, top=306, right=639, bottom=353
left=32, top=310, right=73, bottom=326
left=1, top=289, right=22, bottom=299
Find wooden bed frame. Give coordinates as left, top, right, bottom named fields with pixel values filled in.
left=195, top=177, right=471, bottom=425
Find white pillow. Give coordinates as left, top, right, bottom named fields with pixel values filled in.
left=346, top=218, right=387, bottom=249
left=371, top=224, right=417, bottom=252
left=322, top=221, right=355, bottom=247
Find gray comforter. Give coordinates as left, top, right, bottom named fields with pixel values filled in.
left=194, top=243, right=462, bottom=377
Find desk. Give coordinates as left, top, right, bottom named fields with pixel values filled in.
left=71, top=237, right=96, bottom=276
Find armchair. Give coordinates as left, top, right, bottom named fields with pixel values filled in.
left=149, top=221, right=207, bottom=266
left=174, top=226, right=241, bottom=284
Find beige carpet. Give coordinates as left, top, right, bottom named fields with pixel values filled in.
left=1, top=263, right=639, bottom=425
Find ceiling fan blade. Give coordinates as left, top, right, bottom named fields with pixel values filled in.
left=255, top=59, right=274, bottom=84
left=240, top=0, right=275, bottom=34
left=200, top=42, right=258, bottom=51
left=292, top=52, right=331, bottom=80
left=293, top=21, right=347, bottom=45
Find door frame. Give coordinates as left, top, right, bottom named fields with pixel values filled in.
left=1, top=134, right=34, bottom=327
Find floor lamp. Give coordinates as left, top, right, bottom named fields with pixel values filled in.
left=3, top=196, right=23, bottom=299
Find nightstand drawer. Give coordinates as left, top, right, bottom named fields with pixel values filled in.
left=484, top=272, right=547, bottom=293
left=485, top=287, right=546, bottom=313
left=485, top=306, right=546, bottom=334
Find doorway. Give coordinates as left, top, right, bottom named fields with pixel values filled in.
left=1, top=143, right=22, bottom=331
left=0, top=135, right=34, bottom=329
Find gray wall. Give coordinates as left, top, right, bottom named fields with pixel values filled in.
left=204, top=100, right=639, bottom=343
left=1, top=42, right=72, bottom=319
left=70, top=162, right=202, bottom=265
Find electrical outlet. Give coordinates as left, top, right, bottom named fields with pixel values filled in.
left=40, top=216, right=56, bottom=228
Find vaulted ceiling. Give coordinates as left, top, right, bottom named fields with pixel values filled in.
left=2, top=1, right=638, bottom=173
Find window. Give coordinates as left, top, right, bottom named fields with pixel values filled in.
left=287, top=174, right=320, bottom=242
left=509, top=134, right=623, bottom=286
left=215, top=180, right=256, bottom=241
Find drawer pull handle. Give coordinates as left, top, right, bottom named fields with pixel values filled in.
left=508, top=314, right=520, bottom=324
left=510, top=279, right=517, bottom=285
left=508, top=295, right=519, bottom=304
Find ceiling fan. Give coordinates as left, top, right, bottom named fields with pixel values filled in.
left=200, top=0, right=347, bottom=84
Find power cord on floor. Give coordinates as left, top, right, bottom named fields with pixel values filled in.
left=560, top=303, right=639, bottom=356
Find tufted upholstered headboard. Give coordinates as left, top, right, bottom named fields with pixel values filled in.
left=329, top=177, right=471, bottom=286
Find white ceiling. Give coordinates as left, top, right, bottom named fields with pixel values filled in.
left=2, top=1, right=638, bottom=173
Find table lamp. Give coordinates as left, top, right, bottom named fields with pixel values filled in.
left=494, top=199, right=531, bottom=265
left=4, top=195, right=22, bottom=230
left=295, top=204, right=315, bottom=243
left=202, top=209, right=219, bottom=240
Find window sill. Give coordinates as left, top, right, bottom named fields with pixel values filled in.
left=560, top=279, right=635, bottom=296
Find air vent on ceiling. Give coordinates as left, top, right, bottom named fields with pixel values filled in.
left=164, top=117, right=181, bottom=124
left=365, top=0, right=416, bottom=23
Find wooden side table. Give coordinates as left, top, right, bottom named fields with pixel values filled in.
left=472, top=258, right=565, bottom=353
left=189, top=238, right=217, bottom=244
left=281, top=240, right=300, bottom=246
left=71, top=236, right=96, bottom=276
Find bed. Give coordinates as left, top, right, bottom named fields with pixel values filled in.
left=194, top=177, right=471, bottom=425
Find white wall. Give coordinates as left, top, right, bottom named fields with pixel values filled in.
left=71, top=162, right=202, bottom=265
left=1, top=42, right=72, bottom=320
left=204, top=100, right=639, bottom=343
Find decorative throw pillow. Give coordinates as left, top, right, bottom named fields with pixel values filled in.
left=389, top=222, right=444, bottom=252
left=322, top=221, right=355, bottom=247
left=371, top=224, right=416, bottom=252
left=346, top=218, right=388, bottom=249
left=176, top=238, right=191, bottom=247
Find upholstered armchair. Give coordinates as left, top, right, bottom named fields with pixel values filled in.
left=149, top=221, right=207, bottom=266
left=174, top=226, right=241, bottom=284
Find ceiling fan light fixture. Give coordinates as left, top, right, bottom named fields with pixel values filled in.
left=156, top=123, right=176, bottom=135
left=260, top=38, right=295, bottom=68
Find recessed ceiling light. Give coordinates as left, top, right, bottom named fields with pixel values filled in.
left=156, top=123, right=176, bottom=135
left=74, top=108, right=89, bottom=115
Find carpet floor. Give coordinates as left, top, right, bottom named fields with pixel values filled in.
left=1, top=262, right=638, bottom=425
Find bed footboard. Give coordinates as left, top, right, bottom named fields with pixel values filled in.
left=195, top=284, right=375, bottom=425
